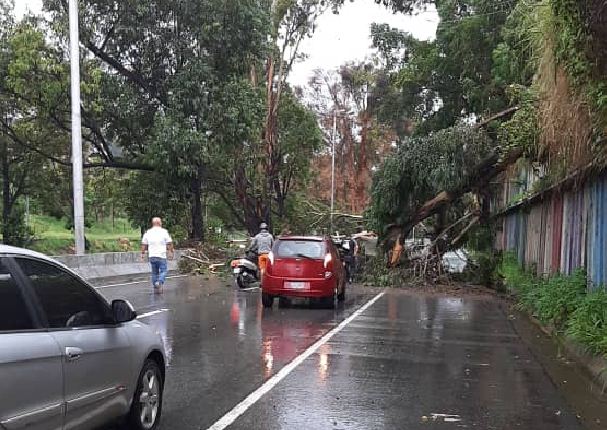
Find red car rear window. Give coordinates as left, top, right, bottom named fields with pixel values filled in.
left=275, top=240, right=325, bottom=259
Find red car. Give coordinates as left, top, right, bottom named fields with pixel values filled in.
left=261, top=236, right=346, bottom=308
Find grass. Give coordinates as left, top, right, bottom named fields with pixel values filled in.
left=27, top=214, right=140, bottom=255
left=499, top=254, right=607, bottom=357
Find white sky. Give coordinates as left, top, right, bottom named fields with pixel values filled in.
left=289, top=3, right=438, bottom=86
left=14, top=0, right=438, bottom=87
left=14, top=0, right=42, bottom=19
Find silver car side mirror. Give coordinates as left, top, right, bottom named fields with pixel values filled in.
left=112, top=299, right=137, bottom=323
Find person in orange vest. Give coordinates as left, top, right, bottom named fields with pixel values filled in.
left=250, top=223, right=274, bottom=273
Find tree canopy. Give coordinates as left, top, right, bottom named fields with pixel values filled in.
left=0, top=0, right=328, bottom=243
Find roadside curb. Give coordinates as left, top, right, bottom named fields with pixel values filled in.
left=518, top=307, right=607, bottom=388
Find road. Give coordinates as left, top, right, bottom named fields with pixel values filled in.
left=95, top=275, right=596, bottom=430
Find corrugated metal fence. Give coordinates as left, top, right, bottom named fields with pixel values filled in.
left=498, top=174, right=607, bottom=290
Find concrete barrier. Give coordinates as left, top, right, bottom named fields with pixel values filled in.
left=53, top=250, right=185, bottom=280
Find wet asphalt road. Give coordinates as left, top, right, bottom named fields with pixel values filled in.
left=95, top=275, right=590, bottom=430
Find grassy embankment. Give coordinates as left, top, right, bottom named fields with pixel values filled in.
left=500, top=254, right=607, bottom=357
left=28, top=215, right=140, bottom=255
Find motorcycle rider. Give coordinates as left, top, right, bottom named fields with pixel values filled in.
left=250, top=222, right=274, bottom=274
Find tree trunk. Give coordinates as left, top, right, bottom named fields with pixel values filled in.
left=1, top=145, right=11, bottom=245
left=387, top=147, right=524, bottom=266
left=243, top=194, right=263, bottom=237
left=245, top=214, right=261, bottom=237
left=338, top=132, right=346, bottom=206
left=340, top=117, right=356, bottom=213
left=356, top=111, right=370, bottom=213
left=273, top=177, right=285, bottom=219
left=264, top=56, right=277, bottom=225
left=190, top=166, right=204, bottom=241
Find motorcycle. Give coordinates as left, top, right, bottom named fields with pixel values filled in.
left=230, top=249, right=260, bottom=289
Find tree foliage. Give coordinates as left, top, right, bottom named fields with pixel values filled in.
left=370, top=0, right=517, bottom=135
left=365, top=0, right=547, bottom=250
left=0, top=0, right=327, bottom=243
left=329, top=0, right=433, bottom=14
left=368, top=126, right=493, bottom=234
left=0, top=7, right=57, bottom=244
left=549, top=0, right=607, bottom=137
left=39, top=0, right=274, bottom=239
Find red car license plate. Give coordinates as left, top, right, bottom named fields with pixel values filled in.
left=285, top=281, right=308, bottom=289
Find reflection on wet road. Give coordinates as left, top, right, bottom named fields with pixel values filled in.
left=98, top=276, right=376, bottom=430
left=99, top=277, right=590, bottom=430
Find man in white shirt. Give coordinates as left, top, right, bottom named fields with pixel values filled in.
left=141, top=217, right=174, bottom=293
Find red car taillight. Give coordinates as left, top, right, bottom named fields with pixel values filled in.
left=324, top=252, right=334, bottom=278
left=266, top=251, right=274, bottom=275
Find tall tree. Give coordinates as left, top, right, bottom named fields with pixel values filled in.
left=211, top=88, right=323, bottom=234
left=43, top=0, right=271, bottom=239
left=0, top=4, right=57, bottom=244
left=371, top=0, right=518, bottom=134
left=306, top=64, right=394, bottom=214
left=234, top=0, right=329, bottom=232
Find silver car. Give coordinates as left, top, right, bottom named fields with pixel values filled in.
left=0, top=245, right=165, bottom=430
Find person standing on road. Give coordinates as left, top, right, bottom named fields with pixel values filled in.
left=141, top=217, right=174, bottom=293
left=345, top=235, right=358, bottom=284
left=250, top=222, right=274, bottom=274
left=345, top=227, right=363, bottom=283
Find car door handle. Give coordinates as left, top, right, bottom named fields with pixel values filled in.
left=65, top=347, right=83, bottom=362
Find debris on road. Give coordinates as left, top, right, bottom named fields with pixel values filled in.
left=178, top=244, right=231, bottom=275
left=430, top=413, right=462, bottom=423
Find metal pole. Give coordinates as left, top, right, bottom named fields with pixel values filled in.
left=69, top=0, right=85, bottom=255
left=330, top=110, right=337, bottom=235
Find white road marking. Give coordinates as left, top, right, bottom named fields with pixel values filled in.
left=206, top=291, right=386, bottom=430
left=137, top=308, right=170, bottom=319
left=95, top=274, right=189, bottom=290
left=239, top=286, right=260, bottom=292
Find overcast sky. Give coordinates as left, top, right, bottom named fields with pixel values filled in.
left=14, top=0, right=438, bottom=87
left=289, top=3, right=438, bottom=86
left=14, top=0, right=42, bottom=19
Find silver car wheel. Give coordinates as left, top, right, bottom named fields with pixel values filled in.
left=139, top=370, right=160, bottom=429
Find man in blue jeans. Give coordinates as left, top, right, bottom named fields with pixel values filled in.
left=141, top=217, right=174, bottom=293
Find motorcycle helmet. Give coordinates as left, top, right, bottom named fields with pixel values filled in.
left=260, top=222, right=268, bottom=230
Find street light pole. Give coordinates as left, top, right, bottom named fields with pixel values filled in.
left=69, top=0, right=85, bottom=255
left=330, top=110, right=337, bottom=235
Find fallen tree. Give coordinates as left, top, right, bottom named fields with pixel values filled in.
left=372, top=107, right=524, bottom=268
left=386, top=146, right=523, bottom=267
